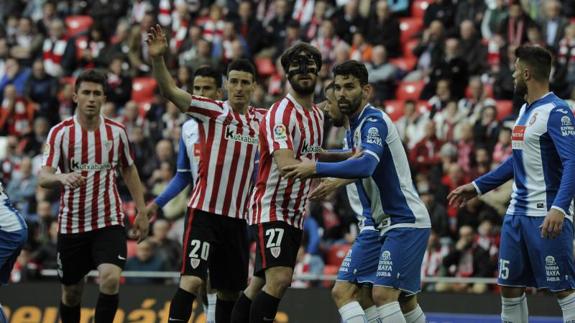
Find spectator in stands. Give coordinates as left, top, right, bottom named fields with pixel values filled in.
left=57, top=81, right=74, bottom=120
left=366, top=45, right=398, bottom=104
left=421, top=230, right=450, bottom=291
left=6, top=157, right=36, bottom=217
left=106, top=56, right=133, bottom=108
left=540, top=0, right=569, bottom=51
left=127, top=12, right=155, bottom=74
left=365, top=0, right=401, bottom=58
left=143, top=139, right=175, bottom=188
left=31, top=220, right=58, bottom=270
left=311, top=20, right=342, bottom=66
left=410, top=120, right=444, bottom=175
left=234, top=0, right=268, bottom=55
left=419, top=181, right=449, bottom=238
left=161, top=101, right=187, bottom=139
left=427, top=79, right=453, bottom=117
left=89, top=0, right=129, bottom=39
left=557, top=24, right=575, bottom=96
left=481, top=0, right=508, bottom=39
left=395, top=100, right=428, bottom=149
left=121, top=100, right=149, bottom=138
left=8, top=17, right=42, bottom=65
left=455, top=122, right=475, bottom=172
left=125, top=239, right=169, bottom=284
left=0, top=38, right=8, bottom=80
left=0, top=136, right=20, bottom=183
left=99, top=19, right=131, bottom=67
left=293, top=216, right=325, bottom=288
left=349, top=32, right=372, bottom=63
left=423, top=38, right=468, bottom=100
left=150, top=219, right=181, bottom=271
left=458, top=77, right=496, bottom=125
left=498, top=2, right=535, bottom=47
left=526, top=25, right=546, bottom=48
left=454, top=0, right=486, bottom=29
left=411, top=20, right=445, bottom=81
left=301, top=0, right=329, bottom=42
left=0, top=84, right=34, bottom=136
left=332, top=0, right=366, bottom=44
left=265, top=0, right=292, bottom=47
left=434, top=100, right=463, bottom=142
left=36, top=1, right=57, bottom=36
left=76, top=24, right=108, bottom=70
left=492, top=127, right=512, bottom=164
left=274, top=20, right=301, bottom=62
left=473, top=105, right=500, bottom=152
left=470, top=145, right=493, bottom=179
left=442, top=225, right=496, bottom=293
left=459, top=20, right=488, bottom=76
left=130, top=126, right=156, bottom=183
left=42, top=19, right=76, bottom=77
left=214, top=20, right=249, bottom=64
left=493, top=44, right=518, bottom=100
left=0, top=57, right=31, bottom=98
left=424, top=0, right=456, bottom=31
left=150, top=160, right=188, bottom=220
left=20, top=117, right=49, bottom=158
left=24, top=59, right=58, bottom=124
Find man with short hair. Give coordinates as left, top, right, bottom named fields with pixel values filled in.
left=449, top=45, right=575, bottom=323
left=147, top=24, right=266, bottom=323
left=38, top=69, right=150, bottom=323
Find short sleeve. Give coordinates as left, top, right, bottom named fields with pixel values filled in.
left=176, top=135, right=191, bottom=173
left=359, top=116, right=388, bottom=162
left=119, top=128, right=135, bottom=168
left=265, top=106, right=294, bottom=153
left=42, top=125, right=64, bottom=169
left=186, top=96, right=225, bottom=122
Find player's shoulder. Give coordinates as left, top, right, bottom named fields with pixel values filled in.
left=249, top=106, right=269, bottom=119
left=49, top=117, right=74, bottom=133
left=191, top=95, right=225, bottom=107
left=104, top=117, right=127, bottom=131
left=362, top=106, right=387, bottom=124
left=268, top=97, right=294, bottom=115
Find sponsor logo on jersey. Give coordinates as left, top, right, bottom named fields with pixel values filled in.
left=70, top=158, right=112, bottom=171
left=377, top=250, right=393, bottom=277
left=560, top=116, right=575, bottom=136
left=225, top=126, right=258, bottom=145
left=512, top=125, right=526, bottom=149
left=545, top=255, right=561, bottom=282
left=366, top=127, right=382, bottom=146
left=301, top=141, right=322, bottom=154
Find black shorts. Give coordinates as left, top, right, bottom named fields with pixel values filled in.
left=181, top=208, right=249, bottom=291
left=57, top=225, right=127, bottom=285
left=253, top=221, right=303, bottom=278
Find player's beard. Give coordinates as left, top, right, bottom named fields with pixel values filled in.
left=514, top=78, right=528, bottom=99
left=339, top=93, right=363, bottom=116
left=289, top=74, right=315, bottom=96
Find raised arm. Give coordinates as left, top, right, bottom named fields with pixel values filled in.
left=147, top=24, right=192, bottom=111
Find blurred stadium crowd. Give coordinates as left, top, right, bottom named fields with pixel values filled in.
left=1, top=0, right=575, bottom=292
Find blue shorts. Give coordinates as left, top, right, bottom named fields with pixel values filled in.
left=0, top=228, right=27, bottom=284
left=337, top=229, right=381, bottom=284
left=498, top=215, right=575, bottom=292
left=374, top=227, right=430, bottom=295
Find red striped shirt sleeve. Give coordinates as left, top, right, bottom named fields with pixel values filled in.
left=118, top=127, right=134, bottom=168
left=42, top=124, right=63, bottom=169
left=186, top=96, right=225, bottom=122
left=266, top=104, right=294, bottom=153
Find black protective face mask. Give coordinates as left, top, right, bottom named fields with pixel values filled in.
left=287, top=54, right=318, bottom=78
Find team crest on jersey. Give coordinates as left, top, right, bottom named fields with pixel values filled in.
left=561, top=115, right=575, bottom=136
left=104, top=140, right=113, bottom=152
left=273, top=124, right=287, bottom=141
left=528, top=113, right=538, bottom=126
left=545, top=255, right=561, bottom=282
left=191, top=258, right=200, bottom=269
left=271, top=246, right=281, bottom=258
left=366, top=127, right=382, bottom=146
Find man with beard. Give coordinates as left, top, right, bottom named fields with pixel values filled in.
left=283, top=60, right=430, bottom=323
left=230, top=43, right=325, bottom=323
left=449, top=45, right=575, bottom=323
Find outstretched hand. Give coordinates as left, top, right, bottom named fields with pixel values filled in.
left=447, top=183, right=479, bottom=208
left=283, top=158, right=316, bottom=180
left=146, top=24, right=168, bottom=58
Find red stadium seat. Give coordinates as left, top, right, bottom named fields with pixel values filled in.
left=132, top=77, right=157, bottom=104
left=402, top=39, right=419, bottom=59
left=127, top=240, right=138, bottom=259
left=385, top=100, right=405, bottom=121
left=399, top=18, right=423, bottom=44
left=255, top=57, right=276, bottom=76
left=326, top=244, right=351, bottom=267
left=390, top=56, right=417, bottom=72
left=65, top=15, right=93, bottom=37
left=395, top=80, right=424, bottom=100
left=495, top=100, right=513, bottom=120
left=416, top=100, right=432, bottom=114
left=411, top=0, right=430, bottom=18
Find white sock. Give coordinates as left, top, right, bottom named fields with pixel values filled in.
left=365, top=305, right=380, bottom=323
left=338, top=301, right=367, bottom=323
left=404, top=304, right=426, bottom=323
left=558, top=292, right=575, bottom=323
left=501, top=294, right=528, bottom=323
left=206, top=293, right=217, bottom=323
left=378, top=302, right=406, bottom=323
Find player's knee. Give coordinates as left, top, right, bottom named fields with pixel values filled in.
left=99, top=272, right=121, bottom=293
left=217, top=290, right=240, bottom=301
left=372, top=286, right=400, bottom=306
left=179, top=275, right=204, bottom=295
left=266, top=269, right=293, bottom=294
left=556, top=289, right=575, bottom=299
left=398, top=294, right=417, bottom=313
left=331, top=283, right=356, bottom=306
left=62, top=285, right=83, bottom=306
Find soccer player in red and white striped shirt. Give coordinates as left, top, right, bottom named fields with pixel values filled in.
left=231, top=43, right=325, bottom=323
left=38, top=70, right=149, bottom=323
left=147, top=25, right=266, bottom=323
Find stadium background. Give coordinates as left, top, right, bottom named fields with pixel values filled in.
left=0, top=0, right=574, bottom=321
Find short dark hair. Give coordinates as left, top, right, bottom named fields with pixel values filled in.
left=193, top=66, right=222, bottom=88
left=515, top=45, right=552, bottom=82
left=280, top=42, right=322, bottom=72
left=75, top=69, right=107, bottom=93
left=227, top=59, right=256, bottom=81
left=332, top=60, right=369, bottom=86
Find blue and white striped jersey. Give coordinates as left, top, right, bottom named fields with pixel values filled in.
left=0, top=182, right=27, bottom=232
left=346, top=104, right=431, bottom=233
left=474, top=92, right=575, bottom=219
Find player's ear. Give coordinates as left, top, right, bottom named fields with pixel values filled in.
left=362, top=83, right=372, bottom=100
left=216, top=88, right=224, bottom=100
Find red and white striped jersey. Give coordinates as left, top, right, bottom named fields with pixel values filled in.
left=42, top=115, right=134, bottom=234
left=186, top=96, right=266, bottom=219
left=42, top=37, right=68, bottom=77
left=249, top=94, right=324, bottom=229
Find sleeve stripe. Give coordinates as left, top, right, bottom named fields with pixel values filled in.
left=187, top=96, right=224, bottom=119
left=364, top=149, right=380, bottom=162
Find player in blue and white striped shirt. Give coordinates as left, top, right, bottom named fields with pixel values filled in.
left=0, top=180, right=28, bottom=321
left=449, top=45, right=575, bottom=323
left=284, top=61, right=430, bottom=323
